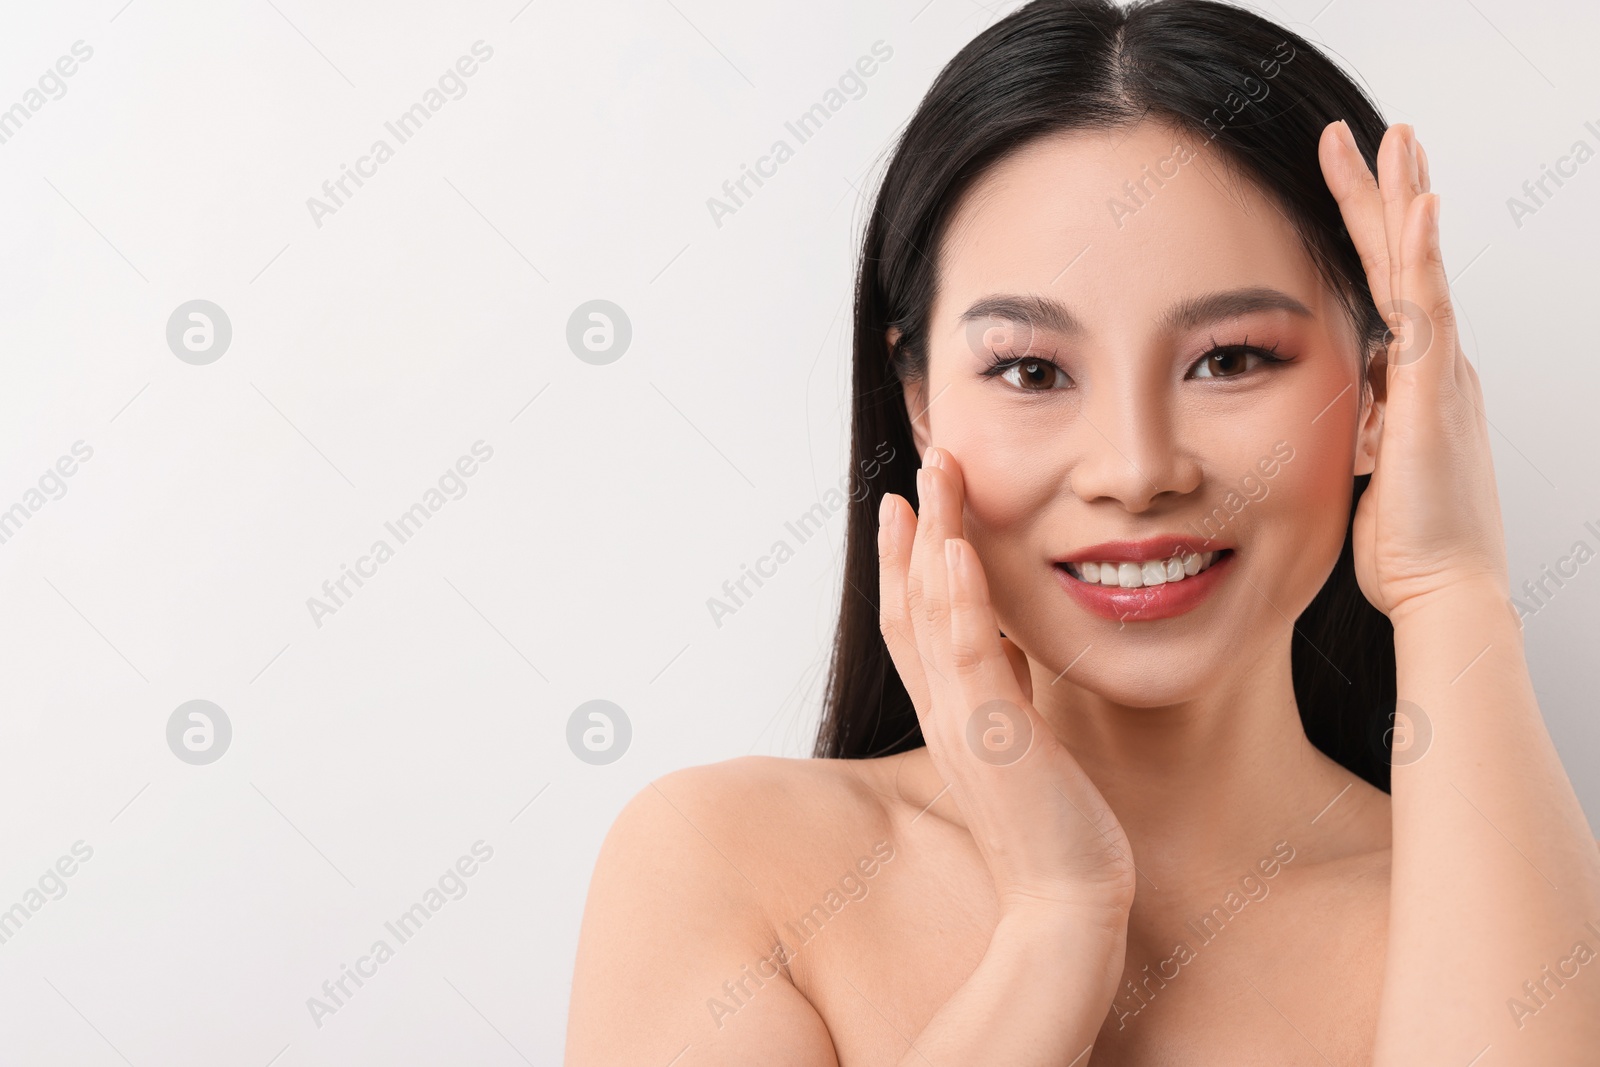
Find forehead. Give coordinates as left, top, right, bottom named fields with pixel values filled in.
left=933, top=121, right=1325, bottom=332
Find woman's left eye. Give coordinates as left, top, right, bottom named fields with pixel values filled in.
left=1190, top=344, right=1286, bottom=379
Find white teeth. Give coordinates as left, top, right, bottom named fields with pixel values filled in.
left=1065, top=550, right=1223, bottom=587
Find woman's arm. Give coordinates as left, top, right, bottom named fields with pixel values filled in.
left=1378, top=584, right=1600, bottom=1064
left=1317, top=118, right=1600, bottom=1064
left=874, top=460, right=1137, bottom=1063
left=890, top=906, right=1126, bottom=1066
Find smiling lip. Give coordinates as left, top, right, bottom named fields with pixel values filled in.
left=1053, top=543, right=1235, bottom=622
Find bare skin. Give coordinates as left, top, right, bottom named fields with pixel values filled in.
left=565, top=119, right=1600, bottom=1065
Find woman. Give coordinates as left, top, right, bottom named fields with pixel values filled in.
left=566, top=1, right=1600, bottom=1062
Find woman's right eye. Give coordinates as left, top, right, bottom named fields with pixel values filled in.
left=987, top=356, right=1074, bottom=392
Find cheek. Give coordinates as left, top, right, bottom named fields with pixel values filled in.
left=1244, top=397, right=1360, bottom=599
left=935, top=405, right=1067, bottom=628
left=940, top=412, right=1066, bottom=536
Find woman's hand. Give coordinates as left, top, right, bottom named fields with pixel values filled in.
left=1318, top=120, right=1512, bottom=621
left=877, top=446, right=1137, bottom=925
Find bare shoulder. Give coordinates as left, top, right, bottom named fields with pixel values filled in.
left=643, top=755, right=903, bottom=913
left=650, top=753, right=894, bottom=845
left=649, top=752, right=887, bottom=815
left=565, top=755, right=892, bottom=1066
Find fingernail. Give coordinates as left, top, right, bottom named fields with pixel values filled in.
left=1335, top=119, right=1357, bottom=153
left=1406, top=129, right=1419, bottom=182
left=878, top=492, right=894, bottom=528
left=924, top=446, right=944, bottom=470
left=944, top=538, right=961, bottom=572
left=1416, top=141, right=1430, bottom=193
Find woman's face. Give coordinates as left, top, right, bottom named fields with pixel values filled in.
left=904, top=120, right=1379, bottom=707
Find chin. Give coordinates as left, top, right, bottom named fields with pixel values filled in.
left=1036, top=643, right=1233, bottom=709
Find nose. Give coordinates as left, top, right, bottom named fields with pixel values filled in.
left=1066, top=386, right=1203, bottom=513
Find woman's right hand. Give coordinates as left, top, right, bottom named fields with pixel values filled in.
left=878, top=445, right=1138, bottom=929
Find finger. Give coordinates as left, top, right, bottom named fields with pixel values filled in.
left=905, top=449, right=965, bottom=740
left=906, top=449, right=964, bottom=658
left=945, top=537, right=1036, bottom=766
left=877, top=492, right=932, bottom=717
left=1319, top=119, right=1393, bottom=317
left=1396, top=192, right=1459, bottom=394
left=1378, top=125, right=1423, bottom=332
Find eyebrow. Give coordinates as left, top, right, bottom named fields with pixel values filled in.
left=958, top=286, right=1314, bottom=337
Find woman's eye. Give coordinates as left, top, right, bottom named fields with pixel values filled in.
left=993, top=357, right=1072, bottom=391
left=1191, top=345, right=1281, bottom=379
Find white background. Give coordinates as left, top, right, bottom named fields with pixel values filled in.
left=0, top=0, right=1596, bottom=1063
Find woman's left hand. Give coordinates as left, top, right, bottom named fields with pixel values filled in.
left=1317, top=120, right=1511, bottom=621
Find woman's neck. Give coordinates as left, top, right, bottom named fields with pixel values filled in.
left=1029, top=645, right=1388, bottom=882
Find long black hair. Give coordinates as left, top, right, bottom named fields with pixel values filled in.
left=813, top=0, right=1399, bottom=792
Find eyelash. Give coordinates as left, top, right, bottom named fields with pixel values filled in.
left=980, top=337, right=1288, bottom=391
